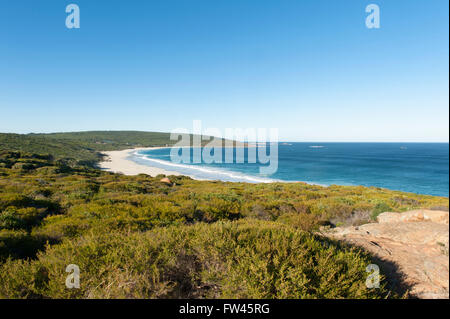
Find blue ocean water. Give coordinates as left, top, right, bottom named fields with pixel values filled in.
left=131, top=143, right=449, bottom=197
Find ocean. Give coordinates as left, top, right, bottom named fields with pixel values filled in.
left=130, top=143, right=449, bottom=197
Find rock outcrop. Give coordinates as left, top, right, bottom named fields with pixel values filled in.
left=160, top=177, right=173, bottom=186
left=323, top=210, right=449, bottom=299
left=377, top=209, right=449, bottom=224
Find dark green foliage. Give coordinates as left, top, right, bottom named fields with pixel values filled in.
left=371, top=202, right=393, bottom=220
left=0, top=134, right=103, bottom=167
left=32, top=131, right=177, bottom=149
left=0, top=131, right=236, bottom=167
left=0, top=230, right=51, bottom=261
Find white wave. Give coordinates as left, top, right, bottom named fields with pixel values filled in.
left=132, top=151, right=275, bottom=183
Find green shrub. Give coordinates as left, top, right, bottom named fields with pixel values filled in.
left=0, top=211, right=26, bottom=230
left=371, top=202, right=393, bottom=220
left=0, top=230, right=49, bottom=261
left=0, top=220, right=391, bottom=299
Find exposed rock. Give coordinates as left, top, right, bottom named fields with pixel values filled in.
left=378, top=210, right=449, bottom=224
left=160, top=177, right=172, bottom=185
left=376, top=212, right=402, bottom=224
left=323, top=210, right=449, bottom=299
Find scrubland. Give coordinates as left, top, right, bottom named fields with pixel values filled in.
left=0, top=151, right=447, bottom=298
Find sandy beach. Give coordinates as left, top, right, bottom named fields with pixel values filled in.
left=98, top=147, right=182, bottom=177
left=98, top=146, right=296, bottom=184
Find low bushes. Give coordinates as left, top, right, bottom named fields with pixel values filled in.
left=0, top=152, right=447, bottom=299
left=0, top=220, right=390, bottom=299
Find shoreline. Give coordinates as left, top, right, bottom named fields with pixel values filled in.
left=98, top=147, right=314, bottom=184
left=98, top=147, right=184, bottom=177
left=87, top=148, right=449, bottom=195
left=98, top=147, right=276, bottom=183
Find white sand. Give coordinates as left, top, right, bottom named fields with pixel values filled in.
left=98, top=147, right=181, bottom=177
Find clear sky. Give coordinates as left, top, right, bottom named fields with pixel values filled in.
left=0, top=0, right=448, bottom=142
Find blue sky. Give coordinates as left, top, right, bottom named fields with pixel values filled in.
left=0, top=0, right=448, bottom=142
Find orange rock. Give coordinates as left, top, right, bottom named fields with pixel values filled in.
left=325, top=209, right=449, bottom=299
left=377, top=212, right=401, bottom=223
left=160, top=177, right=172, bottom=185
left=377, top=210, right=449, bottom=224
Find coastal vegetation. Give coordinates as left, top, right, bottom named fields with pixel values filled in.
left=0, top=131, right=235, bottom=167
left=0, top=145, right=447, bottom=299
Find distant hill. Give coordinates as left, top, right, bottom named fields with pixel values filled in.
left=0, top=131, right=241, bottom=167
left=0, top=133, right=103, bottom=166
left=31, top=131, right=178, bottom=150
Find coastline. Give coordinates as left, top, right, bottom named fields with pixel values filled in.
left=98, top=146, right=448, bottom=196
left=98, top=147, right=183, bottom=177
left=98, top=147, right=278, bottom=183
left=98, top=147, right=343, bottom=185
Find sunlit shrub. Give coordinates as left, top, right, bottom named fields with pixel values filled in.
left=0, top=220, right=391, bottom=299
